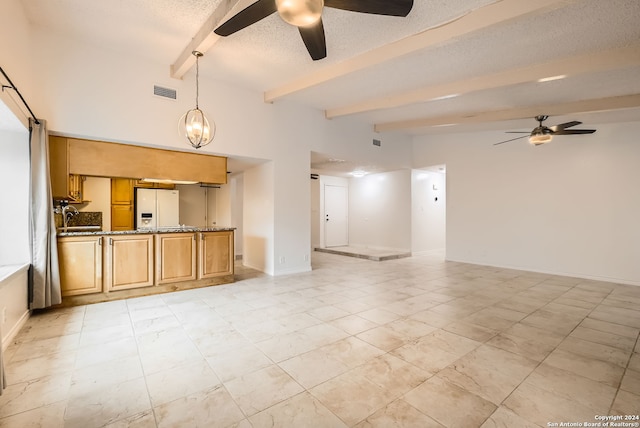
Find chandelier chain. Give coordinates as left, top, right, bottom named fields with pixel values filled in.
left=195, top=54, right=199, bottom=109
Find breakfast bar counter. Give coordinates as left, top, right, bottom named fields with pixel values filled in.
left=56, top=228, right=235, bottom=306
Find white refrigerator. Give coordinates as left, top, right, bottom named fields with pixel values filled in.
left=136, top=188, right=180, bottom=229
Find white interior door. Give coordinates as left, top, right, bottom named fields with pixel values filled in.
left=325, top=184, right=348, bottom=247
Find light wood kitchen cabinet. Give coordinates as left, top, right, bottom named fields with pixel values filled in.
left=111, top=178, right=134, bottom=204
left=57, top=236, right=103, bottom=296
left=105, top=235, right=154, bottom=291
left=50, top=136, right=87, bottom=203
left=198, top=231, right=234, bottom=279
left=111, top=178, right=134, bottom=230
left=68, top=138, right=227, bottom=184
left=111, top=204, right=134, bottom=231
left=155, top=233, right=197, bottom=284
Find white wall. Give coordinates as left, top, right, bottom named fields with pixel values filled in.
left=0, top=0, right=33, bottom=129
left=413, top=122, right=640, bottom=285
left=81, top=176, right=111, bottom=230
left=349, top=170, right=412, bottom=252
left=412, top=170, right=446, bottom=254
left=0, top=130, right=30, bottom=265
left=231, top=175, right=244, bottom=257
left=243, top=162, right=275, bottom=274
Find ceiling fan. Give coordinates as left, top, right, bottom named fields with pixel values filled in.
left=494, top=115, right=596, bottom=146
left=214, top=0, right=414, bottom=61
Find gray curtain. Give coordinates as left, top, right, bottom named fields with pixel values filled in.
left=29, top=118, right=61, bottom=309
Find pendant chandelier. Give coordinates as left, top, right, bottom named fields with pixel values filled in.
left=179, top=51, right=215, bottom=149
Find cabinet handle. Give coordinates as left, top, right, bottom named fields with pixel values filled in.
left=98, top=237, right=102, bottom=246
left=109, top=238, right=113, bottom=245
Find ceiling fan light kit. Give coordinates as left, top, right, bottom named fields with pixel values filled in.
left=214, top=0, right=414, bottom=61
left=179, top=51, right=215, bottom=149
left=528, top=133, right=552, bottom=146
left=276, top=0, right=324, bottom=27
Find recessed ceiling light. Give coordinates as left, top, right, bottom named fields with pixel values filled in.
left=350, top=170, right=367, bottom=178
left=537, top=75, right=566, bottom=83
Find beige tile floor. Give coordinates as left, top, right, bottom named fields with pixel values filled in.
left=1, top=252, right=639, bottom=427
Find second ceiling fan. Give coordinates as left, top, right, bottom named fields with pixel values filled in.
left=214, top=0, right=414, bottom=61
left=494, top=115, right=596, bottom=146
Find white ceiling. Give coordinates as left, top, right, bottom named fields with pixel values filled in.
left=10, top=0, right=640, bottom=174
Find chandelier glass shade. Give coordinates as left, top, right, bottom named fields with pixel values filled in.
left=179, top=51, right=215, bottom=149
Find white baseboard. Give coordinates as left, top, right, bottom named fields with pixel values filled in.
left=445, top=257, right=640, bottom=287
left=2, top=310, right=30, bottom=352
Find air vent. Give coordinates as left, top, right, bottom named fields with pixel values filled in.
left=373, top=139, right=381, bottom=147
left=153, top=85, right=177, bottom=100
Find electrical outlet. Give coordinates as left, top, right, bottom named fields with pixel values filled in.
left=279, top=256, right=285, bottom=264
left=304, top=254, right=309, bottom=261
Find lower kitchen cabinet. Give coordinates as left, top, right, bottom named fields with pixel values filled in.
left=105, top=234, right=154, bottom=291
left=57, top=236, right=103, bottom=296
left=198, top=231, right=234, bottom=279
left=57, top=230, right=234, bottom=301
left=155, top=233, right=197, bottom=284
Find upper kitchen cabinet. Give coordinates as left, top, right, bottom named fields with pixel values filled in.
left=49, top=136, right=87, bottom=203
left=111, top=178, right=134, bottom=205
left=67, top=138, right=227, bottom=184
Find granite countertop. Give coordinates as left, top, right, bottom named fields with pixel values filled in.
left=57, top=226, right=236, bottom=237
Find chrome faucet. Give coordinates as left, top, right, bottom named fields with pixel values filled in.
left=61, top=205, right=79, bottom=228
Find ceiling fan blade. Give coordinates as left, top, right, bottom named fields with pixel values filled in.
left=553, top=129, right=596, bottom=135
left=299, top=18, right=327, bottom=61
left=549, top=121, right=581, bottom=132
left=214, top=0, right=277, bottom=36
left=493, top=135, right=529, bottom=146
left=324, top=0, right=413, bottom=17
left=505, top=131, right=530, bottom=134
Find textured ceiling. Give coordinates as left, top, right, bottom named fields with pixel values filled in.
left=11, top=0, right=640, bottom=175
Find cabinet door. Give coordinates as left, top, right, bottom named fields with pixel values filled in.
left=198, top=231, right=234, bottom=279
left=106, top=235, right=154, bottom=291
left=58, top=236, right=103, bottom=296
left=111, top=178, right=134, bottom=204
left=49, top=136, right=69, bottom=199
left=156, top=233, right=196, bottom=284
left=111, top=204, right=134, bottom=231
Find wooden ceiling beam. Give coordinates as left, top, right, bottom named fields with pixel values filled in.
left=264, top=0, right=574, bottom=103
left=373, top=94, right=640, bottom=133
left=170, top=0, right=248, bottom=79
left=327, top=44, right=640, bottom=119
